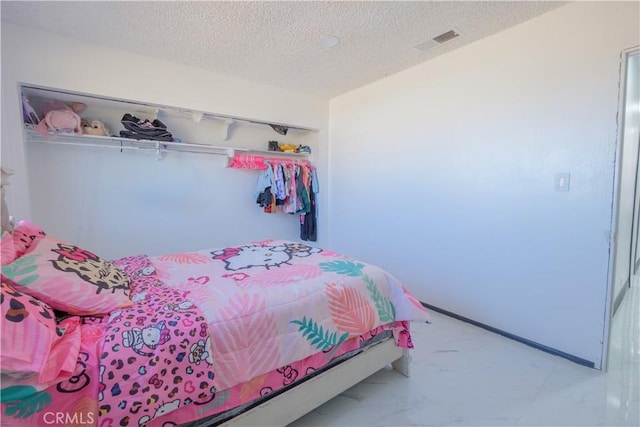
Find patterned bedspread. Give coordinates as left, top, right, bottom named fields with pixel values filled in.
left=148, top=240, right=430, bottom=391
left=1, top=240, right=429, bottom=426
left=1, top=255, right=217, bottom=427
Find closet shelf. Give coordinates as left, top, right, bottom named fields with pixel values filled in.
left=24, top=130, right=311, bottom=161
left=21, top=84, right=316, bottom=133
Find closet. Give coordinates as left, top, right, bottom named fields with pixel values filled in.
left=19, top=84, right=320, bottom=259
left=20, top=85, right=317, bottom=160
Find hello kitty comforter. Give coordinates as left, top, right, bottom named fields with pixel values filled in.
left=149, top=240, right=430, bottom=392
left=1, top=240, right=429, bottom=426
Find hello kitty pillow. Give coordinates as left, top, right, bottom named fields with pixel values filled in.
left=1, top=235, right=133, bottom=316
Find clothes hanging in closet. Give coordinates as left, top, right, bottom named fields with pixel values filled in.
left=229, top=154, right=318, bottom=241
left=301, top=168, right=319, bottom=241
left=252, top=161, right=318, bottom=241
left=301, top=188, right=317, bottom=241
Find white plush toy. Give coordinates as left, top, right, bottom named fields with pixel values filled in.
left=1, top=167, right=15, bottom=233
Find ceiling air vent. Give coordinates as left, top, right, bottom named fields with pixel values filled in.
left=433, top=30, right=459, bottom=44
left=414, top=28, right=461, bottom=52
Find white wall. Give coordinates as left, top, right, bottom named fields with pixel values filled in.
left=1, top=22, right=329, bottom=259
left=328, top=2, right=640, bottom=367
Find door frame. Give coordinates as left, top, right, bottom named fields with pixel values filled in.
left=602, top=45, right=640, bottom=371
left=630, top=137, right=640, bottom=278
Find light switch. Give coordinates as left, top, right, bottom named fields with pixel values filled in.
left=555, top=173, right=570, bottom=191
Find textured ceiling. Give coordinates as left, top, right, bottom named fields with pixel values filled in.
left=1, top=1, right=566, bottom=98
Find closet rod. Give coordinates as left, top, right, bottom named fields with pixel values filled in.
left=28, top=137, right=232, bottom=160
left=29, top=140, right=145, bottom=152
left=26, top=131, right=309, bottom=160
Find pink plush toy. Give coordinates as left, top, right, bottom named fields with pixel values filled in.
left=35, top=100, right=86, bottom=137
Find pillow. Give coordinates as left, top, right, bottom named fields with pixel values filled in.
left=0, top=282, right=78, bottom=381
left=1, top=235, right=132, bottom=315
left=1, top=221, right=47, bottom=265
left=1, top=232, right=16, bottom=265
left=1, top=281, right=56, bottom=377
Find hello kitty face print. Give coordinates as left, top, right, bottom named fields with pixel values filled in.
left=189, top=337, right=213, bottom=365
left=122, top=320, right=170, bottom=357
left=211, top=243, right=321, bottom=271
left=138, top=399, right=180, bottom=425
left=50, top=243, right=130, bottom=294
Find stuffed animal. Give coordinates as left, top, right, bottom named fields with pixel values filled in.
left=81, top=118, right=110, bottom=136
left=1, top=167, right=15, bottom=233
left=278, top=143, right=298, bottom=153
left=35, top=100, right=85, bottom=137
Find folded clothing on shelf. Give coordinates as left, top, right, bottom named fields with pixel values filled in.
left=119, top=113, right=174, bottom=141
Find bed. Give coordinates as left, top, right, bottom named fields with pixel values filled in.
left=0, top=219, right=429, bottom=427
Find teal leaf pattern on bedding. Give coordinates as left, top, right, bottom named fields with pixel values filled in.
left=1, top=255, right=40, bottom=286
left=363, top=275, right=396, bottom=323
left=1, top=386, right=51, bottom=419
left=319, top=260, right=396, bottom=323
left=290, top=316, right=349, bottom=351
left=319, top=260, right=364, bottom=277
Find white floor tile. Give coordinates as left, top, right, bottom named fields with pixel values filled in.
left=290, top=281, right=640, bottom=427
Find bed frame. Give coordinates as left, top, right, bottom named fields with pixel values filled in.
left=220, top=338, right=410, bottom=426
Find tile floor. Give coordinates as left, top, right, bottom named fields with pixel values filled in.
left=290, top=281, right=640, bottom=426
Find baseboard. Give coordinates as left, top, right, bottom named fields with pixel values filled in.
left=612, top=277, right=631, bottom=316
left=421, top=302, right=595, bottom=369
